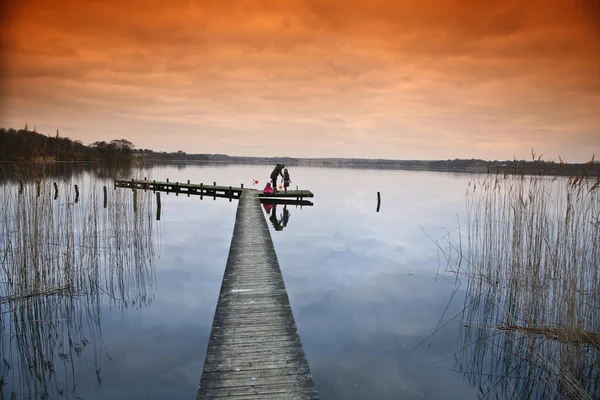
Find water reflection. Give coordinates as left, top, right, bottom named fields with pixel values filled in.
left=0, top=177, right=161, bottom=399
left=0, top=161, right=152, bottom=184
left=0, top=164, right=502, bottom=399
left=264, top=204, right=291, bottom=231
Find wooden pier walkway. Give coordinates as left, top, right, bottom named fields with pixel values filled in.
left=114, top=179, right=314, bottom=206
left=197, top=190, right=318, bottom=399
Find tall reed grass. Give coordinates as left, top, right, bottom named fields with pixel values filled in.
left=0, top=173, right=160, bottom=399
left=438, top=170, right=599, bottom=399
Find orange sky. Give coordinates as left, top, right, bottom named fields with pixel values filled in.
left=1, top=0, right=599, bottom=161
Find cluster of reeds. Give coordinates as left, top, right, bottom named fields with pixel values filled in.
left=0, top=174, right=160, bottom=399
left=437, top=167, right=599, bottom=399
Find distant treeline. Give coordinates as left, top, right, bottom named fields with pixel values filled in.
left=137, top=149, right=599, bottom=177
left=2, top=126, right=596, bottom=177
left=0, top=126, right=134, bottom=162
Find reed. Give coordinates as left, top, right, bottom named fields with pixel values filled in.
left=437, top=166, right=599, bottom=399
left=0, top=171, right=160, bottom=399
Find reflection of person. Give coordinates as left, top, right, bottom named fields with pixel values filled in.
left=270, top=164, right=285, bottom=191
left=282, top=205, right=290, bottom=227
left=263, top=203, right=274, bottom=214
left=263, top=182, right=274, bottom=194
left=283, top=168, right=291, bottom=193
left=269, top=204, right=284, bottom=231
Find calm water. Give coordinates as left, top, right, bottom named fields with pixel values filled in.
left=2, top=164, right=484, bottom=399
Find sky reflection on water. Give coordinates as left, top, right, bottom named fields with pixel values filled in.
left=2, top=164, right=481, bottom=399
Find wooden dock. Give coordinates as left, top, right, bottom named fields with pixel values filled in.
left=197, top=190, right=318, bottom=399
left=114, top=179, right=314, bottom=205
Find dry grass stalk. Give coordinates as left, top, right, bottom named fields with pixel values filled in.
left=0, top=167, right=160, bottom=399
left=0, top=283, right=72, bottom=304
left=493, top=325, right=600, bottom=349
left=436, top=160, right=599, bottom=399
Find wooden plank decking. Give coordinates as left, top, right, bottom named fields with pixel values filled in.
left=197, top=190, right=318, bottom=399
left=258, top=190, right=314, bottom=198
left=114, top=179, right=314, bottom=205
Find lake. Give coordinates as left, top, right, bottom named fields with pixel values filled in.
left=3, top=163, right=592, bottom=399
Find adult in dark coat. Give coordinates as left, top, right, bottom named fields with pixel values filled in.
left=270, top=163, right=285, bottom=191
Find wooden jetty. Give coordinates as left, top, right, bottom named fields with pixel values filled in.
left=197, top=190, right=318, bottom=399
left=114, top=179, right=314, bottom=206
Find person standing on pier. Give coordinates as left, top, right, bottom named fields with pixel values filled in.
left=283, top=168, right=291, bottom=193
left=270, top=163, right=285, bottom=191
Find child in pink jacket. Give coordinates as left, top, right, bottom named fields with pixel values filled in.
left=263, top=182, right=274, bottom=194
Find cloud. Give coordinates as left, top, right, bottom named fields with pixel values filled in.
left=0, top=0, right=598, bottom=161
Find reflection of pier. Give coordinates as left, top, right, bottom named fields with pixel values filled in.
left=197, top=190, right=318, bottom=398
left=114, top=179, right=314, bottom=206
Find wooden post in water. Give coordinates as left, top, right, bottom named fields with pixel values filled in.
left=53, top=182, right=58, bottom=199
left=18, top=179, right=23, bottom=195
left=74, top=184, right=79, bottom=203
left=156, top=192, right=161, bottom=220
left=36, top=180, right=41, bottom=197
left=229, top=186, right=232, bottom=202
left=175, top=182, right=179, bottom=196
left=133, top=189, right=138, bottom=213
left=376, top=191, right=381, bottom=212
left=200, top=183, right=204, bottom=200
left=213, top=182, right=216, bottom=200
left=103, top=186, right=108, bottom=208
left=153, top=180, right=156, bottom=193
